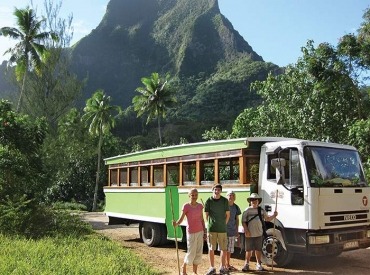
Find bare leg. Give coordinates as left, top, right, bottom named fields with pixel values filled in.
left=209, top=249, right=215, bottom=268
left=221, top=250, right=227, bottom=268
left=226, top=251, right=231, bottom=268
left=255, top=250, right=262, bottom=264
left=181, top=263, right=187, bottom=274
left=193, top=264, right=198, bottom=274
left=245, top=250, right=252, bottom=264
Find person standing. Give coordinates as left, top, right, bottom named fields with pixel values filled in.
left=224, top=191, right=241, bottom=271
left=173, top=188, right=206, bottom=275
left=241, top=193, right=277, bottom=272
left=204, top=184, right=230, bottom=275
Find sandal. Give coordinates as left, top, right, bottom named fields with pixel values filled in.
left=228, top=265, right=238, bottom=271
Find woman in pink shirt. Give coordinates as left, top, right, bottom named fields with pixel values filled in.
left=173, top=188, right=206, bottom=275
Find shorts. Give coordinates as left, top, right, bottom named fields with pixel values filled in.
left=217, top=236, right=236, bottom=253
left=226, top=236, right=236, bottom=253
left=208, top=232, right=227, bottom=251
left=244, top=236, right=263, bottom=251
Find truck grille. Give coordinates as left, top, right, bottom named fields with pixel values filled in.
left=324, top=210, right=369, bottom=226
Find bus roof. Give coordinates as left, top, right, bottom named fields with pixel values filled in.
left=104, top=137, right=295, bottom=165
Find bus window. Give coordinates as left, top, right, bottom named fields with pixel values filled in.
left=154, top=165, right=164, bottom=186
left=167, top=164, right=179, bottom=186
left=141, top=166, right=150, bottom=186
left=183, top=162, right=196, bottom=186
left=130, top=167, right=138, bottom=186
left=110, top=169, right=118, bottom=186
left=201, top=160, right=215, bottom=185
left=219, top=158, right=239, bottom=184
left=120, top=168, right=127, bottom=186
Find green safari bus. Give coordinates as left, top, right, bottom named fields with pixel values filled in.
left=103, top=137, right=289, bottom=246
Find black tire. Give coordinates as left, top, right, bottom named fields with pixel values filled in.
left=262, top=230, right=294, bottom=267
left=140, top=222, right=164, bottom=247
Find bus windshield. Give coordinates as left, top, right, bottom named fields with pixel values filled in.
left=304, top=146, right=367, bottom=187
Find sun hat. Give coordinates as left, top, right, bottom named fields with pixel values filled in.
left=247, top=193, right=262, bottom=203
left=226, top=190, right=235, bottom=196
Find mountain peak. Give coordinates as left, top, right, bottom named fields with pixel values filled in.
left=71, top=0, right=263, bottom=107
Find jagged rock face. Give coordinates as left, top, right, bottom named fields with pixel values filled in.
left=71, top=0, right=263, bottom=107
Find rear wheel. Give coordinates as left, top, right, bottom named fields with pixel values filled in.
left=262, top=230, right=294, bottom=267
left=140, top=222, right=166, bottom=247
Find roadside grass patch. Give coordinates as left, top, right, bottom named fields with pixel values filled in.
left=0, top=210, right=159, bottom=274
left=0, top=233, right=160, bottom=274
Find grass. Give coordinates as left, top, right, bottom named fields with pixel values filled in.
left=0, top=214, right=160, bottom=275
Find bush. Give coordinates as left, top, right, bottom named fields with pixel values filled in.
left=0, top=198, right=92, bottom=239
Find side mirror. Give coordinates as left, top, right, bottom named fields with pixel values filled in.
left=271, top=158, right=286, bottom=185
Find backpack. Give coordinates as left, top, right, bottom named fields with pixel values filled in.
left=257, top=206, right=268, bottom=239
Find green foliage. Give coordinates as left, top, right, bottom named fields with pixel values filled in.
left=0, top=6, right=58, bottom=111
left=232, top=40, right=367, bottom=143
left=43, top=108, right=121, bottom=210
left=0, top=233, right=159, bottom=274
left=0, top=196, right=92, bottom=238
left=347, top=119, right=370, bottom=180
left=133, top=72, right=177, bottom=145
left=0, top=100, right=48, bottom=201
left=82, top=90, right=121, bottom=137
left=175, top=58, right=278, bottom=129
left=202, top=126, right=230, bottom=141
left=52, top=201, right=88, bottom=211
left=82, top=90, right=121, bottom=211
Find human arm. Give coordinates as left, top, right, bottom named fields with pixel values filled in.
left=225, top=210, right=230, bottom=225
left=201, top=210, right=207, bottom=239
left=241, top=212, right=251, bottom=237
left=204, top=211, right=209, bottom=228
left=242, top=220, right=251, bottom=237
left=235, top=214, right=240, bottom=237
left=264, top=211, right=278, bottom=222
left=173, top=209, right=186, bottom=227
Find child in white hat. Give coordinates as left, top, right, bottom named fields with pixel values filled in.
left=241, top=193, right=277, bottom=271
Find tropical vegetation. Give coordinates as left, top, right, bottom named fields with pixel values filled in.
left=0, top=0, right=369, bottom=250
left=82, top=90, right=121, bottom=211
left=0, top=6, right=57, bottom=111
left=133, top=72, right=176, bottom=145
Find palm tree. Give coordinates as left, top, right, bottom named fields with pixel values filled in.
left=132, top=72, right=177, bottom=145
left=82, top=90, right=121, bottom=211
left=0, top=6, right=57, bottom=111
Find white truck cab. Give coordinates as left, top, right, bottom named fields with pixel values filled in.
left=257, top=139, right=370, bottom=266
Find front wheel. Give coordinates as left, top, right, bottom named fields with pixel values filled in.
left=262, top=230, right=294, bottom=267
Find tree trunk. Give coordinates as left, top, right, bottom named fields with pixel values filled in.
left=16, top=70, right=28, bottom=112
left=92, top=127, right=103, bottom=212
left=158, top=116, right=162, bottom=145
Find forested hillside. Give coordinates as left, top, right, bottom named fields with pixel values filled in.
left=65, top=0, right=279, bottom=141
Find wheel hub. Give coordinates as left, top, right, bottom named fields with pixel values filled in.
left=262, top=237, right=279, bottom=259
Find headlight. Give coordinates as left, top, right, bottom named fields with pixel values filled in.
left=367, top=230, right=370, bottom=238
left=309, top=235, right=330, bottom=244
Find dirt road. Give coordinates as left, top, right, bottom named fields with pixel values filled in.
left=81, top=212, right=370, bottom=275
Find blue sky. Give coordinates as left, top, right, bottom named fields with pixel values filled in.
left=0, top=0, right=369, bottom=66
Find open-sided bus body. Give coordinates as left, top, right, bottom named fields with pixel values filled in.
left=104, top=137, right=370, bottom=266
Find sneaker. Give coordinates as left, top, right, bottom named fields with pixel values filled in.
left=256, top=263, right=263, bottom=271
left=219, top=267, right=229, bottom=274
left=241, top=263, right=249, bottom=272
left=205, top=267, right=216, bottom=275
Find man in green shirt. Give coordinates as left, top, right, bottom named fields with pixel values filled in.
left=204, top=184, right=230, bottom=275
